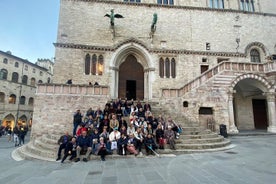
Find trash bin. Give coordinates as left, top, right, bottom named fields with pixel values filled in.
left=219, top=124, right=228, bottom=138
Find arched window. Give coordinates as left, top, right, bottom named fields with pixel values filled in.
left=0, top=92, right=5, bottom=103
left=84, top=54, right=91, bottom=75
left=38, top=80, right=43, bottom=84
left=15, top=62, right=19, bottom=68
left=12, top=72, right=19, bottom=83
left=28, top=97, right=34, bottom=106
left=22, top=75, right=28, bottom=85
left=47, top=77, right=51, bottom=83
left=92, top=54, right=97, bottom=75
left=250, top=49, right=261, bottom=63
left=183, top=101, right=189, bottom=107
left=3, top=58, right=8, bottom=64
left=0, top=69, right=8, bottom=80
left=9, top=94, right=16, bottom=104
left=20, top=96, right=26, bottom=105
left=171, top=58, right=176, bottom=78
left=98, top=55, right=104, bottom=75
left=165, top=58, right=170, bottom=78
left=30, top=78, right=36, bottom=86
left=159, top=58, right=164, bottom=78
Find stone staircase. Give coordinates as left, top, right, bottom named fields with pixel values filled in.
left=13, top=102, right=232, bottom=162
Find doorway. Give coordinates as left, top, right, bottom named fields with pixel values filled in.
left=252, top=99, right=268, bottom=129
left=118, top=55, right=144, bottom=100
left=126, top=80, right=136, bottom=100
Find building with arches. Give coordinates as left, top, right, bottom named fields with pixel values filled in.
left=29, top=0, right=276, bottom=141
left=0, top=50, right=54, bottom=129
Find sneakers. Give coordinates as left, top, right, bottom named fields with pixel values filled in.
left=139, top=152, right=143, bottom=156
left=56, top=157, right=61, bottom=161
left=75, top=158, right=80, bottom=162
left=83, top=158, right=88, bottom=162
left=101, top=157, right=105, bottom=161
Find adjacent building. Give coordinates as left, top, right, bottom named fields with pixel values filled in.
left=0, top=50, right=54, bottom=129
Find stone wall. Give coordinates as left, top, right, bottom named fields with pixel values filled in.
left=30, top=84, right=109, bottom=139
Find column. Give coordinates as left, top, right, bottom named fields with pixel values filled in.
left=266, top=92, right=276, bottom=133
left=228, top=90, right=239, bottom=134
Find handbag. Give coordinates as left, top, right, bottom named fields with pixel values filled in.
left=111, top=141, right=117, bottom=150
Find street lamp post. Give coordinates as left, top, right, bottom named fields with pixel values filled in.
left=15, top=63, right=24, bottom=127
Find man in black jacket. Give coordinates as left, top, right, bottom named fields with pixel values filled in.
left=56, top=132, right=72, bottom=161
left=61, top=137, right=77, bottom=163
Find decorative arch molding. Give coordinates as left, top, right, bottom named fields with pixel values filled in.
left=244, top=42, right=268, bottom=56
left=110, top=39, right=154, bottom=70
left=230, top=73, right=272, bottom=91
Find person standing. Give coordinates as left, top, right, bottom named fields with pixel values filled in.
left=73, top=110, right=83, bottom=136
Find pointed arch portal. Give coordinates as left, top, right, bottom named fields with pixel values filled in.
left=119, top=55, right=144, bottom=100
left=109, top=41, right=155, bottom=100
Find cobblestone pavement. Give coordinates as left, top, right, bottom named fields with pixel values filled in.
left=0, top=133, right=276, bottom=184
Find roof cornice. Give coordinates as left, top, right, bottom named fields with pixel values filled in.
left=64, top=0, right=276, bottom=17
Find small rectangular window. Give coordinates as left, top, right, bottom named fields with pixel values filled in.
left=199, top=107, right=213, bottom=115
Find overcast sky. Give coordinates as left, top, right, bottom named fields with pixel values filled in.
left=0, top=0, right=59, bottom=63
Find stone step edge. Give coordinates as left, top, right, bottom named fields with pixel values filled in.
left=174, top=143, right=236, bottom=154
left=178, top=137, right=225, bottom=143
left=176, top=139, right=231, bottom=146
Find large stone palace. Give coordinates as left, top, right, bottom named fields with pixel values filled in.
left=29, top=0, right=276, bottom=142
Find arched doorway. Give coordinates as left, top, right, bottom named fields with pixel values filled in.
left=118, top=55, right=144, bottom=100
left=2, top=114, right=15, bottom=130
left=233, top=78, right=269, bottom=130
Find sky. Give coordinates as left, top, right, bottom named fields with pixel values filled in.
left=0, top=0, right=60, bottom=63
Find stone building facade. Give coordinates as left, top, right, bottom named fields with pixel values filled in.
left=0, top=50, right=54, bottom=129
left=30, top=0, right=276, bottom=140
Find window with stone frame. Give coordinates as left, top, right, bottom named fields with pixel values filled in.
left=0, top=69, right=8, bottom=80
left=12, top=72, right=19, bottom=83
left=157, top=0, right=174, bottom=5
left=84, top=53, right=104, bottom=76
left=0, top=92, right=5, bottom=103
left=15, top=62, right=19, bottom=68
left=240, top=0, right=255, bottom=12
left=30, top=77, right=36, bottom=86
left=250, top=49, right=261, bottom=63
left=159, top=58, right=164, bottom=78
left=209, top=0, right=224, bottom=9
left=22, top=75, right=28, bottom=85
left=159, top=57, right=176, bottom=78
left=28, top=97, right=34, bottom=106
left=3, top=58, right=8, bottom=64
left=20, top=96, right=26, bottom=105
left=8, top=94, right=16, bottom=104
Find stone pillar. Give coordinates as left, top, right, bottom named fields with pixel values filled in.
left=228, top=90, right=239, bottom=134
left=266, top=93, right=276, bottom=133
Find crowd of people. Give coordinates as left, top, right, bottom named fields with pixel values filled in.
left=0, top=125, right=28, bottom=147
left=56, top=99, right=182, bottom=163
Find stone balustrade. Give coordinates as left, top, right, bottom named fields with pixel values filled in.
left=36, top=83, right=109, bottom=96
left=162, top=61, right=276, bottom=98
